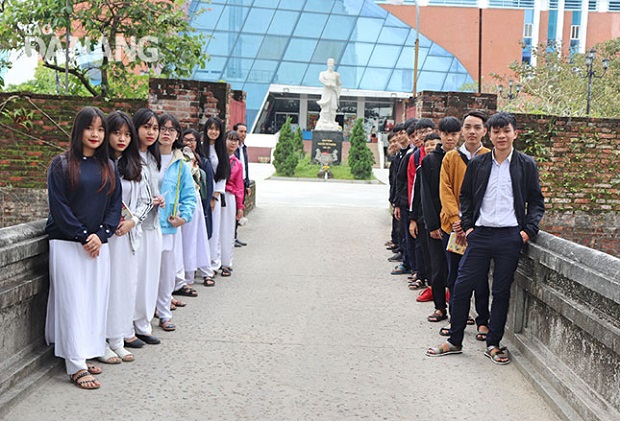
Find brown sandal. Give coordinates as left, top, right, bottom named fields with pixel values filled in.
left=71, top=370, right=100, bottom=390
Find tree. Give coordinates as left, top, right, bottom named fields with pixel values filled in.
left=0, top=0, right=207, bottom=98
left=495, top=39, right=620, bottom=117
left=273, top=117, right=299, bottom=177
left=293, top=126, right=304, bottom=159
left=348, top=118, right=374, bottom=180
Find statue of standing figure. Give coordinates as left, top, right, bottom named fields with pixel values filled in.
left=315, top=58, right=342, bottom=131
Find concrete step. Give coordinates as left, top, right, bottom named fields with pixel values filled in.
left=0, top=344, right=60, bottom=418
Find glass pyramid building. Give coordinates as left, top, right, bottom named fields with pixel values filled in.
left=188, top=0, right=473, bottom=127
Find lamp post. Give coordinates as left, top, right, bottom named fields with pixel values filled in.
left=582, top=48, right=610, bottom=116
left=497, top=80, right=522, bottom=101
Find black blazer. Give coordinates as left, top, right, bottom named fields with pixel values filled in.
left=234, top=143, right=250, bottom=189
left=459, top=150, right=545, bottom=240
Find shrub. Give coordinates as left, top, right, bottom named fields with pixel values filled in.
left=272, top=117, right=299, bottom=176
left=347, top=118, right=374, bottom=179
left=294, top=126, right=304, bottom=159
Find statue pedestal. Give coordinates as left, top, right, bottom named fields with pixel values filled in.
left=311, top=131, right=344, bottom=165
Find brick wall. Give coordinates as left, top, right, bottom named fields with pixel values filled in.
left=407, top=90, right=497, bottom=121
left=0, top=93, right=146, bottom=189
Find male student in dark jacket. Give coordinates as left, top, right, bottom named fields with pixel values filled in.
left=387, top=123, right=407, bottom=261
left=233, top=122, right=249, bottom=247
left=419, top=116, right=461, bottom=323
left=426, top=112, right=545, bottom=365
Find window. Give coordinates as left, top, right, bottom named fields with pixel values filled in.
left=523, top=23, right=533, bottom=38
left=570, top=25, right=580, bottom=40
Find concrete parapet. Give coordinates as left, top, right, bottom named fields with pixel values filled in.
left=507, top=231, right=620, bottom=421
left=0, top=220, right=59, bottom=418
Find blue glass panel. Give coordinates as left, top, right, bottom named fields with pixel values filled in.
left=248, top=60, right=278, bottom=83
left=417, top=70, right=446, bottom=91
left=293, top=13, right=328, bottom=38
left=253, top=0, right=275, bottom=6
left=202, top=55, right=228, bottom=78
left=192, top=3, right=224, bottom=29
left=274, top=62, right=308, bottom=85
left=323, top=15, right=356, bottom=40
left=395, top=46, right=413, bottom=69
left=359, top=68, right=392, bottom=91
left=336, top=65, right=364, bottom=88
left=227, top=0, right=253, bottom=6
left=302, top=64, right=327, bottom=87
left=283, top=38, right=318, bottom=62
left=360, top=1, right=387, bottom=18
left=547, top=10, right=558, bottom=40
left=369, top=44, right=402, bottom=68
left=340, top=0, right=364, bottom=15
left=385, top=14, right=406, bottom=28
left=257, top=35, right=289, bottom=60
left=303, top=0, right=333, bottom=12
left=231, top=34, right=264, bottom=58
left=378, top=27, right=409, bottom=45
left=207, top=32, right=239, bottom=56
left=387, top=69, right=413, bottom=92
left=424, top=56, right=455, bottom=72
left=215, top=6, right=249, bottom=32
left=571, top=11, right=581, bottom=25
left=443, top=72, right=470, bottom=91
left=311, top=40, right=347, bottom=64
left=268, top=10, right=299, bottom=36
left=449, top=59, right=467, bottom=74
left=340, top=42, right=374, bottom=66
left=242, top=7, right=275, bottom=34
left=224, top=57, right=254, bottom=82
left=353, top=17, right=383, bottom=43
left=428, top=42, right=453, bottom=57
left=278, top=0, right=307, bottom=11
left=524, top=9, right=534, bottom=23
left=241, top=83, right=270, bottom=109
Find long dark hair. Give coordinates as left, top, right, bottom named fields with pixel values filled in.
left=159, top=113, right=183, bottom=150
left=107, top=111, right=142, bottom=182
left=182, top=128, right=203, bottom=158
left=133, top=108, right=161, bottom=170
left=66, top=106, right=116, bottom=194
left=202, top=116, right=229, bottom=181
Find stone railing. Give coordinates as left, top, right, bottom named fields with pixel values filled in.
left=506, top=231, right=620, bottom=421
left=0, top=220, right=58, bottom=418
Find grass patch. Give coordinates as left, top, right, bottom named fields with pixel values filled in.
left=275, top=156, right=373, bottom=180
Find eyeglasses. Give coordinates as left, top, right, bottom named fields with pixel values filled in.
left=160, top=127, right=177, bottom=134
left=184, top=137, right=197, bottom=143
left=228, top=137, right=240, bottom=141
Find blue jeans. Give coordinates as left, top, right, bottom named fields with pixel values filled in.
left=448, top=226, right=522, bottom=347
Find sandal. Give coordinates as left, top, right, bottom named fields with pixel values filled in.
left=172, top=286, right=198, bottom=297
left=221, top=267, right=232, bottom=277
left=427, top=309, right=448, bottom=323
left=111, top=347, right=134, bottom=362
left=408, top=279, right=425, bottom=290
left=439, top=325, right=451, bottom=337
left=203, top=277, right=215, bottom=287
left=97, top=347, right=121, bottom=364
left=70, top=370, right=100, bottom=390
left=170, top=303, right=177, bottom=311
left=484, top=346, right=510, bottom=365
left=476, top=326, right=489, bottom=341
left=391, top=264, right=409, bottom=275
left=87, top=363, right=102, bottom=375
left=426, top=342, right=463, bottom=357
left=159, top=319, right=176, bottom=332
left=171, top=298, right=186, bottom=307
left=467, top=317, right=475, bottom=325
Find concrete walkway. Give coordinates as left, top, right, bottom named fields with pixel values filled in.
left=6, top=164, right=559, bottom=421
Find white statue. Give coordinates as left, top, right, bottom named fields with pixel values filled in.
left=315, top=58, right=342, bottom=131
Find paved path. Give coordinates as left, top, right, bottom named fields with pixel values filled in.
left=6, top=164, right=559, bottom=420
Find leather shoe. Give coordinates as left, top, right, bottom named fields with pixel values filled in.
left=135, top=334, right=161, bottom=345
left=235, top=239, right=247, bottom=246
left=124, top=337, right=146, bottom=348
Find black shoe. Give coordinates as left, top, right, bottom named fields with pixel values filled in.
left=124, top=337, right=146, bottom=348
left=135, top=334, right=161, bottom=345
left=235, top=241, right=242, bottom=248
left=387, top=252, right=402, bottom=262
left=235, top=239, right=247, bottom=246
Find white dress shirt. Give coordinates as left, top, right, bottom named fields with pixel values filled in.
left=475, top=148, right=518, bottom=228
